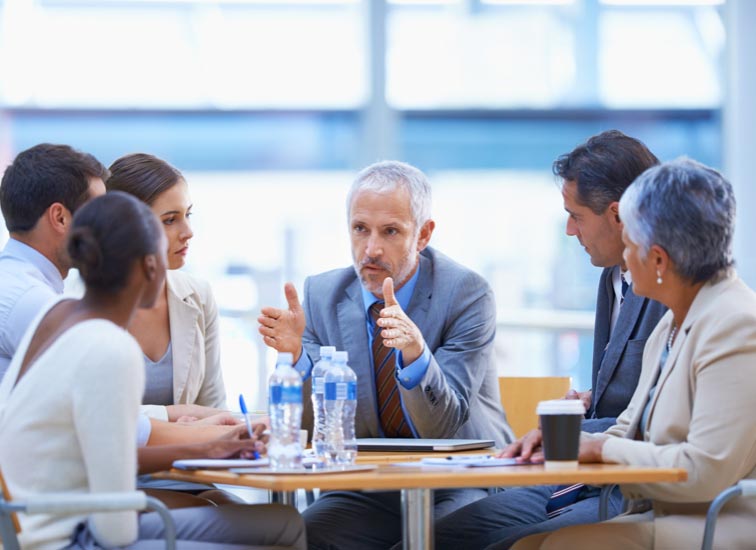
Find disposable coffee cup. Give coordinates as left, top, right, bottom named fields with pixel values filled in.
left=536, top=399, right=585, bottom=470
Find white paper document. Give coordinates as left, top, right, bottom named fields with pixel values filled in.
left=419, top=455, right=523, bottom=467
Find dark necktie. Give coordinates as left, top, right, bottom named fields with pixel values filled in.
left=546, top=483, right=585, bottom=518
left=370, top=302, right=412, bottom=438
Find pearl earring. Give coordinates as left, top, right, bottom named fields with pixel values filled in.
left=656, top=270, right=663, bottom=285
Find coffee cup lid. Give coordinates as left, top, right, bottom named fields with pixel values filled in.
left=536, top=399, right=586, bottom=415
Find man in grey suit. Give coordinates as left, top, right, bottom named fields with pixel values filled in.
left=258, top=160, right=512, bottom=549
left=434, top=130, right=667, bottom=550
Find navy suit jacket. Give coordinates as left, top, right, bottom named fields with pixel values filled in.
left=582, top=267, right=667, bottom=433
left=300, top=247, right=513, bottom=447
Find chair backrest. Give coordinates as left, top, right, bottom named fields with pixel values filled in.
left=0, top=466, right=22, bottom=540
left=498, top=376, right=572, bottom=438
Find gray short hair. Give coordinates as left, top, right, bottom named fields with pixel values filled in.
left=619, top=158, right=736, bottom=284
left=346, top=160, right=432, bottom=229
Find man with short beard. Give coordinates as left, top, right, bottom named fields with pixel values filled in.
left=258, top=160, right=512, bottom=550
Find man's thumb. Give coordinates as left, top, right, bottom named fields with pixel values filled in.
left=284, top=282, right=302, bottom=312
left=383, top=277, right=398, bottom=306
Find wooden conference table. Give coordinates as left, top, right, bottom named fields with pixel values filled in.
left=155, top=453, right=687, bottom=550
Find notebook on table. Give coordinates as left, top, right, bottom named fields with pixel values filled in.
left=356, top=438, right=495, bottom=452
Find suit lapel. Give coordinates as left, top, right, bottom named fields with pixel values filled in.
left=590, top=268, right=613, bottom=415
left=593, top=285, right=644, bottom=408
left=643, top=323, right=687, bottom=431
left=405, top=253, right=432, bottom=334
left=167, top=282, right=200, bottom=404
left=592, top=269, right=613, bottom=390
left=337, top=278, right=378, bottom=436
left=623, top=340, right=664, bottom=441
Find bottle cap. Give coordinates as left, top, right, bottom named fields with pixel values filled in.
left=276, top=352, right=294, bottom=366
left=319, top=346, right=336, bottom=358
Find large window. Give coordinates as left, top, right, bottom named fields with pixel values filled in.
left=0, top=0, right=726, bottom=408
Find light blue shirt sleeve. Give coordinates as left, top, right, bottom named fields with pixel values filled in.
left=294, top=347, right=314, bottom=381
left=0, top=286, right=58, bottom=380
left=395, top=345, right=432, bottom=389
left=136, top=414, right=152, bottom=448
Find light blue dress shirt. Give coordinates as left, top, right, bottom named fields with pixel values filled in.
left=0, top=238, right=153, bottom=446
left=294, top=266, right=432, bottom=389
left=0, top=239, right=62, bottom=380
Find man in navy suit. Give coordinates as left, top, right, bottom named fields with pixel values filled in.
left=258, top=160, right=512, bottom=549
left=433, top=130, right=668, bottom=550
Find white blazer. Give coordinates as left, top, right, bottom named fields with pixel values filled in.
left=141, top=270, right=226, bottom=419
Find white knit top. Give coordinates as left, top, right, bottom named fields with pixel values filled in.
left=0, top=299, right=144, bottom=549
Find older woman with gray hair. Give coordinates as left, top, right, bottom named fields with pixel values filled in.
left=513, top=158, right=756, bottom=550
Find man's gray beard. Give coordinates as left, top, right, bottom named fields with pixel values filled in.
left=352, top=255, right=417, bottom=297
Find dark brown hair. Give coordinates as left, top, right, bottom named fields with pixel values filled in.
left=553, top=130, right=659, bottom=215
left=106, top=153, right=183, bottom=206
left=0, top=143, right=108, bottom=232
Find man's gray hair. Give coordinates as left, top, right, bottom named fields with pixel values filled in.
left=619, top=157, right=736, bottom=283
left=346, top=160, right=432, bottom=229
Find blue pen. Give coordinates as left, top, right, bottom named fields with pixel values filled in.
left=238, top=394, right=261, bottom=460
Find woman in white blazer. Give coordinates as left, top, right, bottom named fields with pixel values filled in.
left=511, top=158, right=756, bottom=550
left=107, top=154, right=226, bottom=422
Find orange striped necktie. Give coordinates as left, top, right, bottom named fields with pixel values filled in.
left=369, top=302, right=412, bottom=438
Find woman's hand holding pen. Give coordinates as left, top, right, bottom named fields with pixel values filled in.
left=201, top=424, right=267, bottom=460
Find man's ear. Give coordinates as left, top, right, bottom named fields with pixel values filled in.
left=416, top=219, right=435, bottom=252
left=46, top=203, right=71, bottom=236
left=608, top=201, right=620, bottom=224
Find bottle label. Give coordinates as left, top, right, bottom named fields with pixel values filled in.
left=281, top=385, right=302, bottom=404
left=325, top=381, right=356, bottom=401
left=269, top=385, right=282, bottom=404
left=314, top=376, right=325, bottom=395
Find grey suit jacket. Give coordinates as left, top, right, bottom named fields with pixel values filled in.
left=300, top=247, right=513, bottom=447
left=582, top=267, right=666, bottom=433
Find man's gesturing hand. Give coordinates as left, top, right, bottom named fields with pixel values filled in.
left=258, top=282, right=306, bottom=362
left=377, top=277, right=425, bottom=364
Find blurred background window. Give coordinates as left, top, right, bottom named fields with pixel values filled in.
left=0, top=0, right=729, bottom=411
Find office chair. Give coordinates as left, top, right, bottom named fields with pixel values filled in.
left=701, top=479, right=756, bottom=550
left=1, top=469, right=177, bottom=550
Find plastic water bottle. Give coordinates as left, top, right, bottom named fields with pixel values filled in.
left=324, top=351, right=358, bottom=466
left=311, top=346, right=336, bottom=460
left=268, top=352, right=303, bottom=470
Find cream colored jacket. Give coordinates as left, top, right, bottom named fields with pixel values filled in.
left=141, top=270, right=227, bottom=420
left=589, top=271, right=756, bottom=549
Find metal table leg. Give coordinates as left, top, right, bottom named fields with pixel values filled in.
left=273, top=490, right=297, bottom=507
left=599, top=484, right=617, bottom=521
left=401, top=488, right=433, bottom=550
